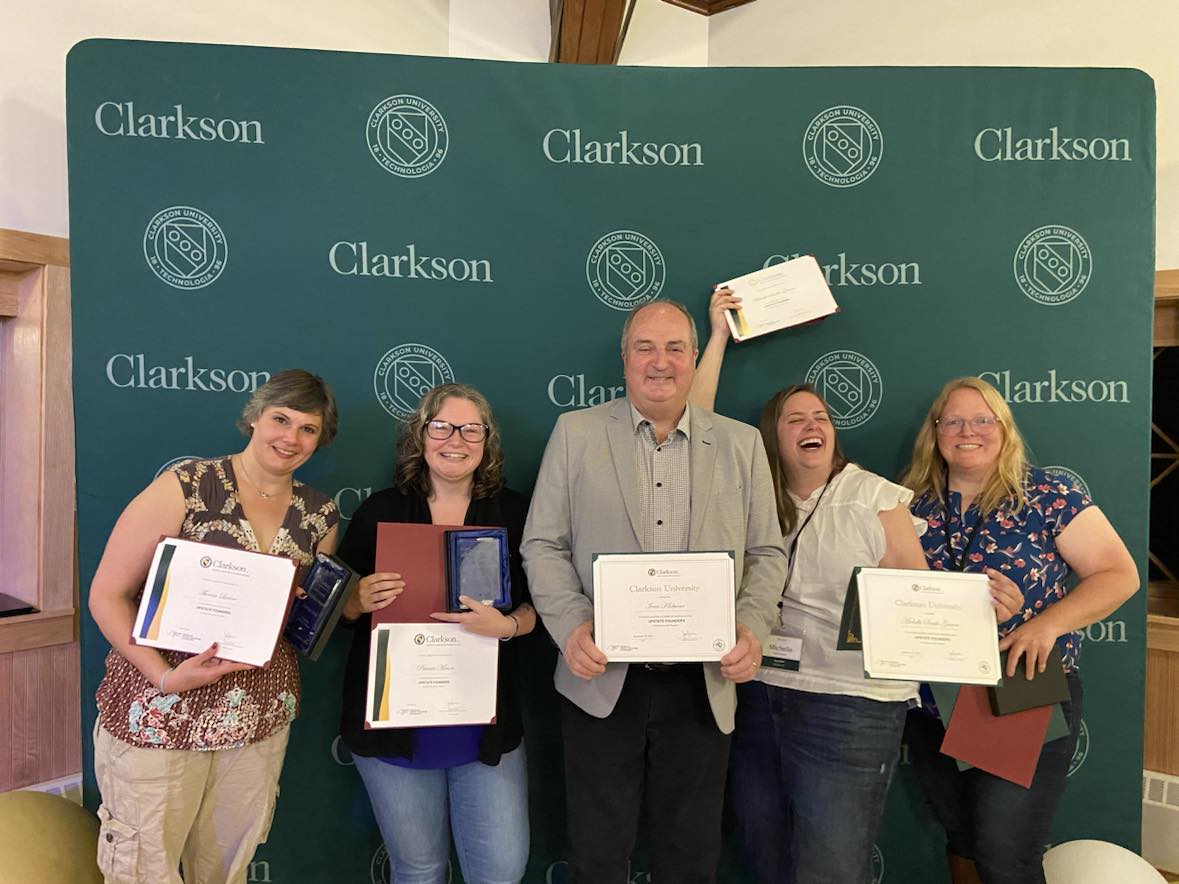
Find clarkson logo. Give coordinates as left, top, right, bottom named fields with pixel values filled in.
left=366, top=95, right=448, bottom=178
left=803, top=106, right=883, bottom=188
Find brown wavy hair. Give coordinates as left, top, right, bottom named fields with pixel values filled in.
left=899, top=376, right=1029, bottom=517
left=395, top=383, right=505, bottom=500
left=758, top=383, right=849, bottom=535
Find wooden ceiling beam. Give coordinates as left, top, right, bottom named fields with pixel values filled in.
left=552, top=0, right=633, bottom=65
left=661, top=0, right=759, bottom=14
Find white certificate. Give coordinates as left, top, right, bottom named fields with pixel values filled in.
left=857, top=568, right=1000, bottom=685
left=131, top=538, right=297, bottom=667
left=718, top=255, right=840, bottom=342
left=366, top=623, right=499, bottom=729
left=593, top=551, right=736, bottom=663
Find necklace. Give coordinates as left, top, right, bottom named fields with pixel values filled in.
left=236, top=456, right=290, bottom=500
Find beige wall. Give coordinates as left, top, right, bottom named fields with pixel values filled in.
left=5, top=0, right=1174, bottom=267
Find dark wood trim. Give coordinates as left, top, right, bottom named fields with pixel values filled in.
left=554, top=0, right=631, bottom=64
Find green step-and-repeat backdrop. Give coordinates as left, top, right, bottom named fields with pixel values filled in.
left=67, top=40, right=1154, bottom=883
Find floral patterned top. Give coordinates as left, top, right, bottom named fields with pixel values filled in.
left=96, top=456, right=338, bottom=751
left=910, top=466, right=1091, bottom=671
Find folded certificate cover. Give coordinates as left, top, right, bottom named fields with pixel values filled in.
left=444, top=528, right=511, bottom=612
left=373, top=522, right=508, bottom=624
left=284, top=553, right=357, bottom=660
left=132, top=537, right=297, bottom=667
left=988, top=650, right=1069, bottom=716
left=940, top=683, right=1053, bottom=788
left=836, top=567, right=865, bottom=650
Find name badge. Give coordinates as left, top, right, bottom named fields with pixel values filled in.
left=761, top=629, right=803, bottom=672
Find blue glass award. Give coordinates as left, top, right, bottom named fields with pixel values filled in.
left=444, top=528, right=511, bottom=612
left=284, top=553, right=357, bottom=660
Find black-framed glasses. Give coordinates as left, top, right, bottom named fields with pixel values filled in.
left=425, top=420, right=489, bottom=443
left=935, top=415, right=999, bottom=436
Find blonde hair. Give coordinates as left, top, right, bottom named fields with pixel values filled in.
left=900, top=376, right=1029, bottom=517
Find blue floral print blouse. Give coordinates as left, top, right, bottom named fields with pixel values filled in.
left=910, top=467, right=1092, bottom=671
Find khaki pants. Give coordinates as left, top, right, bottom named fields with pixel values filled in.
left=93, top=724, right=289, bottom=884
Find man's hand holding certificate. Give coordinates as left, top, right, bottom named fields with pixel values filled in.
left=131, top=538, right=297, bottom=667
left=593, top=551, right=736, bottom=663
left=718, top=255, right=840, bottom=342
left=856, top=568, right=1001, bottom=685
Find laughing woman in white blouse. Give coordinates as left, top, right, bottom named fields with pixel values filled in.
left=690, top=288, right=928, bottom=884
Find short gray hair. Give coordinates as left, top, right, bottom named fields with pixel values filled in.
left=238, top=369, right=338, bottom=448
left=619, top=299, right=698, bottom=356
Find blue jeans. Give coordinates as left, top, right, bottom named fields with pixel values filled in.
left=354, top=745, right=530, bottom=884
left=903, top=673, right=1084, bottom=884
left=729, top=681, right=907, bottom=884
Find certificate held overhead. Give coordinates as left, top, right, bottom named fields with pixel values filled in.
left=718, top=255, right=840, bottom=343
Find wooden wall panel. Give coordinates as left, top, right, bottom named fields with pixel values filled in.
left=9, top=644, right=81, bottom=788
left=1146, top=617, right=1179, bottom=776
left=0, top=653, right=13, bottom=792
left=41, top=265, right=75, bottom=613
left=555, top=0, right=627, bottom=64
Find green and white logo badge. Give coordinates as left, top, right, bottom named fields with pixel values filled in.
left=803, top=106, right=883, bottom=188
left=1042, top=465, right=1091, bottom=499
left=586, top=230, right=665, bottom=311
left=367, top=95, right=448, bottom=178
left=143, top=206, right=227, bottom=290
left=373, top=343, right=455, bottom=420
left=872, top=844, right=885, bottom=883
left=1013, top=225, right=1092, bottom=305
left=805, top=350, right=883, bottom=429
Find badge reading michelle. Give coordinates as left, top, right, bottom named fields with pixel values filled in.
left=284, top=553, right=358, bottom=660
left=444, top=528, right=511, bottom=612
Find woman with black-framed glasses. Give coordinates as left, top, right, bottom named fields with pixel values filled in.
left=334, top=382, right=537, bottom=884
left=901, top=376, right=1138, bottom=884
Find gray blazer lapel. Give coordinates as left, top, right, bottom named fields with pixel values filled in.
left=606, top=397, right=644, bottom=548
left=689, top=407, right=717, bottom=547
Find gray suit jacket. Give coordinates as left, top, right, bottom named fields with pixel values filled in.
left=522, top=396, right=787, bottom=733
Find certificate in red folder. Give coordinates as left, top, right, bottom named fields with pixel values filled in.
left=939, top=684, right=1053, bottom=788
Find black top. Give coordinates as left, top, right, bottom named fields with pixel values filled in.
left=336, top=485, right=531, bottom=765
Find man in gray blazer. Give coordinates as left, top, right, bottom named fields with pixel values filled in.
left=522, top=299, right=786, bottom=884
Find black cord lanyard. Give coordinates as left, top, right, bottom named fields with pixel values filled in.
left=782, top=471, right=835, bottom=598
left=942, top=482, right=982, bottom=572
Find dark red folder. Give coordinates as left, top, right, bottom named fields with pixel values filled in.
left=939, top=684, right=1053, bottom=788
left=372, top=523, right=455, bottom=624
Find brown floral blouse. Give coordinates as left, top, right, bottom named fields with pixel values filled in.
left=95, top=456, right=338, bottom=751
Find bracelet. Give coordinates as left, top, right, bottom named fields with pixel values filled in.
left=159, top=667, right=175, bottom=694
left=500, top=614, right=520, bottom=642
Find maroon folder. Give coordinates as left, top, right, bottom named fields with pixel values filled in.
left=939, top=684, right=1053, bottom=788
left=372, top=523, right=454, bottom=624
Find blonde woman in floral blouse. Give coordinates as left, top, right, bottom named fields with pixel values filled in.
left=88, top=370, right=340, bottom=884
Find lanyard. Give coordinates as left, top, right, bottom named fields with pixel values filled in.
left=782, top=472, right=834, bottom=599
left=942, top=484, right=982, bottom=572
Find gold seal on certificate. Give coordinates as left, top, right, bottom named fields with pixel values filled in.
left=856, top=568, right=1000, bottom=685
left=592, top=551, right=736, bottom=663
left=365, top=623, right=499, bottom=729
left=719, top=255, right=840, bottom=342
left=131, top=538, right=297, bottom=667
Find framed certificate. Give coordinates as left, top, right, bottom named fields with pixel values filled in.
left=592, top=551, right=736, bottom=663
left=365, top=623, right=499, bottom=729
left=131, top=537, right=297, bottom=667
left=857, top=568, right=1000, bottom=685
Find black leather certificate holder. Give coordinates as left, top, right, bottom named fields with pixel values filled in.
left=836, top=566, right=864, bottom=650
left=284, top=553, right=357, bottom=660
left=988, top=649, right=1069, bottom=716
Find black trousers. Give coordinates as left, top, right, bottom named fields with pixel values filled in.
left=560, top=664, right=731, bottom=884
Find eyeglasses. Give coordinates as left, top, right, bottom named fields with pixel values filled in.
left=935, top=415, right=999, bottom=436
left=425, top=420, right=489, bottom=443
